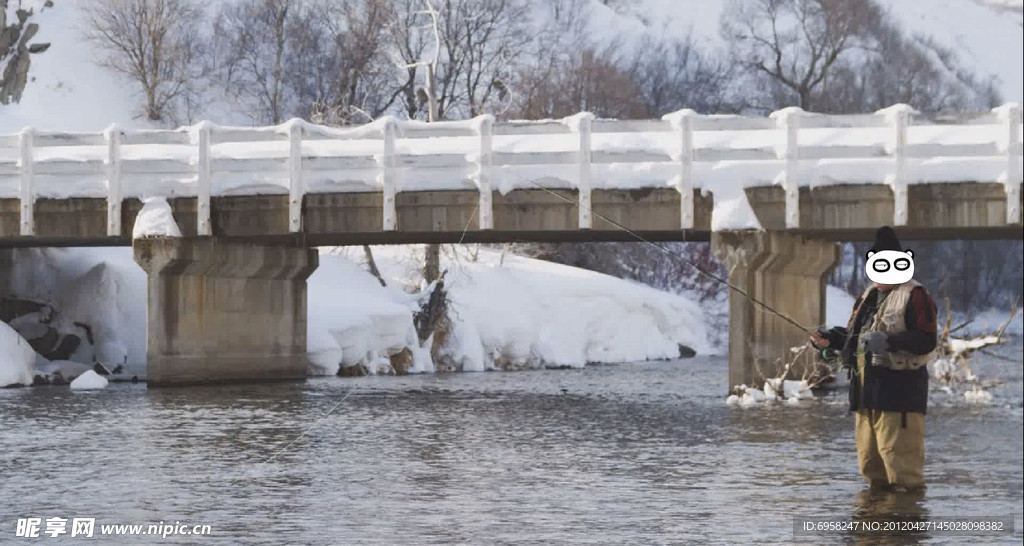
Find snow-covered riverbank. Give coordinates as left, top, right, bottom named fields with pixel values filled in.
left=2, top=244, right=712, bottom=386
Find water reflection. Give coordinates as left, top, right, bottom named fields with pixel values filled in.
left=847, top=488, right=929, bottom=545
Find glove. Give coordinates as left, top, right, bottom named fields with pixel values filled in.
left=860, top=331, right=889, bottom=354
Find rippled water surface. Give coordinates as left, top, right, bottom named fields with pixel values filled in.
left=2, top=348, right=1022, bottom=545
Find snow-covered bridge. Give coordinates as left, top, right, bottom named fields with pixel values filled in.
left=1, top=103, right=1021, bottom=244
left=1, top=104, right=1021, bottom=387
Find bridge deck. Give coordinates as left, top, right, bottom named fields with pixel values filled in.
left=1, top=184, right=1019, bottom=248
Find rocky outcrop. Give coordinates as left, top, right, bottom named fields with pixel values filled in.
left=0, top=1, right=52, bottom=104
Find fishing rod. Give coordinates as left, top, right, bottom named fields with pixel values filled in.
left=504, top=173, right=818, bottom=336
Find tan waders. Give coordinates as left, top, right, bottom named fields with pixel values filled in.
left=854, top=349, right=926, bottom=490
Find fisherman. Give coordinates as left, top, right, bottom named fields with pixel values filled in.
left=810, top=226, right=937, bottom=492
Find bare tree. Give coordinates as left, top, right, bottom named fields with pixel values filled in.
left=323, top=0, right=402, bottom=123
left=385, top=0, right=434, bottom=119
left=721, top=0, right=881, bottom=111
left=85, top=0, right=204, bottom=122
left=433, top=0, right=533, bottom=119
left=629, top=35, right=737, bottom=116
left=212, top=0, right=294, bottom=124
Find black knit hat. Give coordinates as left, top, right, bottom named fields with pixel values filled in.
left=871, top=226, right=902, bottom=252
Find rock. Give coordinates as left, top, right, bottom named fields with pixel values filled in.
left=70, top=370, right=108, bottom=390
left=1, top=47, right=31, bottom=103
left=338, top=364, right=368, bottom=377
left=17, top=23, right=38, bottom=48
left=678, top=344, right=697, bottom=358
left=0, top=27, right=14, bottom=59
left=25, top=325, right=58, bottom=354
left=389, top=348, right=413, bottom=375
left=10, top=316, right=50, bottom=341
left=28, top=42, right=49, bottom=53
left=44, top=0, right=54, bottom=8
left=0, top=298, right=49, bottom=323
left=47, top=334, right=81, bottom=361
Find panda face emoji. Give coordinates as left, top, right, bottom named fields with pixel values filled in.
left=865, top=249, right=914, bottom=285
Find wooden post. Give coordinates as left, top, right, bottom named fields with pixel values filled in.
left=381, top=117, right=397, bottom=231
left=19, top=127, right=34, bottom=236
left=570, top=113, right=595, bottom=229
left=105, top=124, right=123, bottom=237
left=475, top=115, right=494, bottom=230
left=288, top=120, right=304, bottom=233
left=882, top=104, right=914, bottom=226
left=996, top=103, right=1022, bottom=224
left=197, top=122, right=212, bottom=236
left=665, top=109, right=696, bottom=229
left=772, top=107, right=803, bottom=229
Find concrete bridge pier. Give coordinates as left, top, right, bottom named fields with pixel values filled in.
left=133, top=238, right=318, bottom=387
left=712, top=231, right=841, bottom=390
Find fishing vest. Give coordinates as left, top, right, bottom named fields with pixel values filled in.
left=857, top=280, right=934, bottom=371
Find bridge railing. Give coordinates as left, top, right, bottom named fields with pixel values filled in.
left=1, top=103, right=1020, bottom=237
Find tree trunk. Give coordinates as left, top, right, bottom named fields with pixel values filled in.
left=424, top=243, right=441, bottom=284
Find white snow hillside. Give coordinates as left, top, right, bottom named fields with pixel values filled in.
left=589, top=0, right=1023, bottom=103
left=1, top=320, right=36, bottom=387
left=0, top=0, right=153, bottom=133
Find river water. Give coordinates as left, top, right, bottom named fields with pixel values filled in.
left=2, top=347, right=1022, bottom=545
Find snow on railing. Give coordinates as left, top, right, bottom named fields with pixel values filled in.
left=0, top=103, right=1021, bottom=236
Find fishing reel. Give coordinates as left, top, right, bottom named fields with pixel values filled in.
left=813, top=326, right=846, bottom=364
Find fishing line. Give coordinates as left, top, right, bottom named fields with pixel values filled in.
left=264, top=382, right=359, bottom=464
left=500, top=173, right=816, bottom=335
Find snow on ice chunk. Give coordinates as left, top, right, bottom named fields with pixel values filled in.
left=1, top=321, right=36, bottom=387
left=963, top=387, right=994, bottom=405
left=132, top=198, right=182, bottom=239
left=69, top=370, right=108, bottom=390
left=764, top=378, right=815, bottom=400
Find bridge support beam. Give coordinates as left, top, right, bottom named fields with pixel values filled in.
left=134, top=238, right=318, bottom=387
left=0, top=248, right=11, bottom=297
left=712, top=231, right=840, bottom=390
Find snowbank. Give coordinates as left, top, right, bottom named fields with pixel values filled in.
left=306, top=251, right=429, bottom=376
left=311, top=246, right=711, bottom=374
left=0, top=321, right=36, bottom=387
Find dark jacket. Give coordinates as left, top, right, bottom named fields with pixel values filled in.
left=825, top=285, right=937, bottom=414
